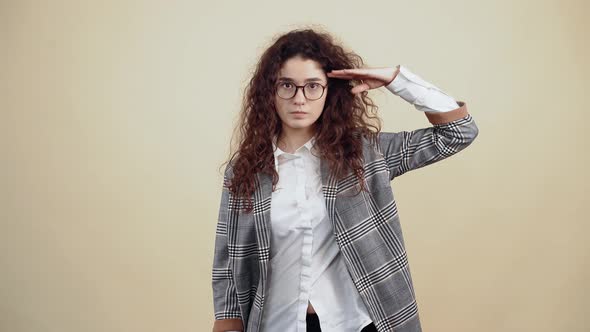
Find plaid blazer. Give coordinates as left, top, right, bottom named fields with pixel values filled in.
left=212, top=101, right=478, bottom=332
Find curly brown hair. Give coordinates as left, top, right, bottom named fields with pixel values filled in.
left=220, top=27, right=384, bottom=213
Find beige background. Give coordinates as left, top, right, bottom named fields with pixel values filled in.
left=2, top=0, right=588, bottom=331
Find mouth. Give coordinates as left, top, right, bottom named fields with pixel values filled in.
left=290, top=111, right=307, bottom=114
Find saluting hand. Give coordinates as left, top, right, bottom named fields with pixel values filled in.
left=326, top=65, right=400, bottom=95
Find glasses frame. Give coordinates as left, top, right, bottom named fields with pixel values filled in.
left=275, top=81, right=328, bottom=101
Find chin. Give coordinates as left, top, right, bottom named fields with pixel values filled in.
left=287, top=121, right=314, bottom=129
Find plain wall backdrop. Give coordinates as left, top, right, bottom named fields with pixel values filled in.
left=2, top=0, right=589, bottom=331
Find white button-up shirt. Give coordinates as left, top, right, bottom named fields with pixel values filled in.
left=259, top=65, right=459, bottom=332
left=260, top=135, right=374, bottom=332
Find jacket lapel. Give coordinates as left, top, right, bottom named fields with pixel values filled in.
left=253, top=171, right=273, bottom=301
left=320, top=158, right=339, bottom=223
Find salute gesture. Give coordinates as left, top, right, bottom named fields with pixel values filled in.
left=327, top=65, right=400, bottom=94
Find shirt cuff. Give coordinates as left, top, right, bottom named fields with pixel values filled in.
left=384, top=65, right=460, bottom=113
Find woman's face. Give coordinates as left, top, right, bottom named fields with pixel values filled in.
left=274, top=55, right=328, bottom=133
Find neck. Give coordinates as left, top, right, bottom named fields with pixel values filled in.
left=277, top=126, right=315, bottom=154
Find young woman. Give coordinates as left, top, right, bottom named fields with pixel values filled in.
left=212, top=28, right=478, bottom=332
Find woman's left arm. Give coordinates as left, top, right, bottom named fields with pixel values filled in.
left=327, top=64, right=478, bottom=179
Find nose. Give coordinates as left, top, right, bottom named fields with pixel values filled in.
left=293, top=87, right=306, bottom=104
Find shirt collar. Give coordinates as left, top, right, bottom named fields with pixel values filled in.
left=271, top=134, right=317, bottom=171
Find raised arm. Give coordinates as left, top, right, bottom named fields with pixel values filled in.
left=377, top=101, right=478, bottom=180
left=328, top=64, right=479, bottom=180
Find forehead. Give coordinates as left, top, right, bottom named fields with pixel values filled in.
left=277, top=56, right=326, bottom=82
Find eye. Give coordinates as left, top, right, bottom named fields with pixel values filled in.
left=280, top=82, right=293, bottom=88
left=307, top=83, right=320, bottom=89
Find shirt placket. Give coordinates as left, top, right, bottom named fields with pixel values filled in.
left=294, top=154, right=314, bottom=332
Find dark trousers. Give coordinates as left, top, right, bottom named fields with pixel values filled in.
left=306, top=312, right=377, bottom=332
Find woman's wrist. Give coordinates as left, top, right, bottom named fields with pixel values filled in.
left=386, top=65, right=401, bottom=85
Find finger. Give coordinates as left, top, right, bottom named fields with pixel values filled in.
left=351, top=83, right=370, bottom=94
left=327, top=73, right=368, bottom=80
left=330, top=68, right=371, bottom=76
left=327, top=75, right=357, bottom=80
left=327, top=71, right=365, bottom=78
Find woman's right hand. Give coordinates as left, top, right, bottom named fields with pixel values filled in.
left=327, top=65, right=400, bottom=94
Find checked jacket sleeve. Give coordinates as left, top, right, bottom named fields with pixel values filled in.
left=211, top=164, right=244, bottom=332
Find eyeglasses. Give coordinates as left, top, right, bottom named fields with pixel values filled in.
left=276, top=81, right=327, bottom=100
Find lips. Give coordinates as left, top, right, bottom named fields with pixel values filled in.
left=290, top=112, right=307, bottom=118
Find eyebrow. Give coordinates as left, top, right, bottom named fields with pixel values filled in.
left=277, top=77, right=325, bottom=83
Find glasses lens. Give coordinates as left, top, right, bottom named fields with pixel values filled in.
left=277, top=83, right=295, bottom=99
left=304, top=83, right=324, bottom=100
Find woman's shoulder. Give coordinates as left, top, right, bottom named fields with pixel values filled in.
left=220, top=158, right=237, bottom=186
left=356, top=129, right=380, bottom=149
